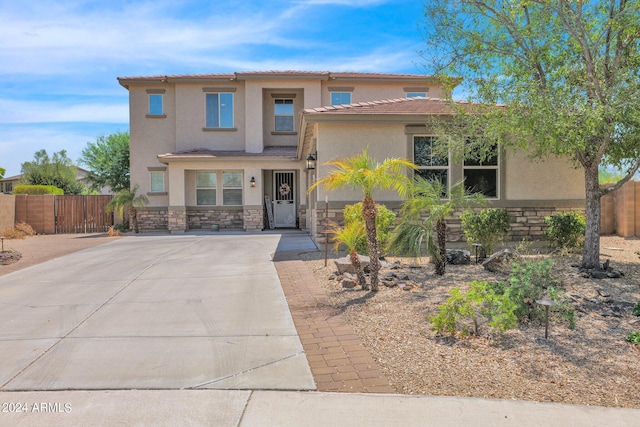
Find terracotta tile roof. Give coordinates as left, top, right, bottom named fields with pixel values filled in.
left=157, top=146, right=298, bottom=161
left=301, top=97, right=473, bottom=115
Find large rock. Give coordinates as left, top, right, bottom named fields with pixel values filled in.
left=481, top=249, right=515, bottom=273
left=334, top=255, right=370, bottom=275
left=445, top=249, right=471, bottom=265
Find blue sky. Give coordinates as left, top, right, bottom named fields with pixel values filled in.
left=0, top=0, right=431, bottom=177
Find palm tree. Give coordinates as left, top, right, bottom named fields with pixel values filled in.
left=106, top=185, right=148, bottom=233
left=330, top=221, right=369, bottom=289
left=310, top=148, right=416, bottom=291
left=389, top=177, right=485, bottom=275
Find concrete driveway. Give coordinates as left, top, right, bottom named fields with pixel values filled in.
left=0, top=233, right=316, bottom=391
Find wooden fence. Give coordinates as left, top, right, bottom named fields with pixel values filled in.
left=14, top=195, right=113, bottom=234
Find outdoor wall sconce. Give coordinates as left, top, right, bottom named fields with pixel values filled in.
left=250, top=177, right=256, bottom=187
left=306, top=153, right=316, bottom=170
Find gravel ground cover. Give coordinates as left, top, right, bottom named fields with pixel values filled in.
left=302, top=236, right=640, bottom=408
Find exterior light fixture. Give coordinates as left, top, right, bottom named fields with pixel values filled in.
left=250, top=177, right=256, bottom=187
left=306, top=153, right=316, bottom=170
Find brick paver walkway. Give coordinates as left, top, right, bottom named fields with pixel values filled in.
left=273, top=251, right=395, bottom=393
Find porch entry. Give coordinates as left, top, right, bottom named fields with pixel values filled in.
left=273, top=171, right=296, bottom=228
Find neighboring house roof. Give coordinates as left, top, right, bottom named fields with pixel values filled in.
left=0, top=174, right=23, bottom=182
left=118, top=70, right=447, bottom=88
left=157, top=146, right=298, bottom=163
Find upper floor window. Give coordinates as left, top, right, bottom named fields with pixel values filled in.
left=406, top=92, right=426, bottom=98
left=464, top=143, right=499, bottom=198
left=413, top=136, right=449, bottom=190
left=205, top=93, right=234, bottom=128
left=196, top=172, right=217, bottom=205
left=331, top=92, right=352, bottom=105
left=149, top=94, right=163, bottom=115
left=274, top=99, right=294, bottom=132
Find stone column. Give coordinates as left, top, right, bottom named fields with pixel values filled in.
left=168, top=207, right=187, bottom=233
left=243, top=206, right=264, bottom=231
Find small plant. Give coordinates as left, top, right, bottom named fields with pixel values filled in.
left=429, top=280, right=518, bottom=338
left=544, top=212, right=585, bottom=251
left=633, top=301, right=640, bottom=317
left=489, top=259, right=575, bottom=328
left=626, top=331, right=640, bottom=345
left=344, top=202, right=396, bottom=256
left=113, top=221, right=130, bottom=232
left=461, top=208, right=510, bottom=258
left=107, top=226, right=120, bottom=237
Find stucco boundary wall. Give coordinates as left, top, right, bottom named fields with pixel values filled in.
left=311, top=205, right=587, bottom=249
left=14, top=195, right=56, bottom=234
left=601, top=181, right=640, bottom=237
left=0, top=194, right=16, bottom=231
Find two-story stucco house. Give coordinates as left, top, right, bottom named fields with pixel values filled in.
left=118, top=70, right=585, bottom=243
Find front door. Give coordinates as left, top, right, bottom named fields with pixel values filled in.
left=273, top=171, right=296, bottom=228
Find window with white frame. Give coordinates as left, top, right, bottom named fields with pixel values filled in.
left=274, top=99, right=294, bottom=132
left=222, top=171, right=243, bottom=205
left=330, top=92, right=351, bottom=105
left=196, top=172, right=217, bottom=205
left=150, top=171, right=164, bottom=192
left=406, top=92, right=426, bottom=98
left=148, top=94, right=163, bottom=115
left=205, top=93, right=234, bottom=128
left=413, top=136, right=449, bottom=189
left=464, top=143, right=499, bottom=198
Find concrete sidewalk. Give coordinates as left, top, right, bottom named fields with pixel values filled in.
left=0, top=389, right=638, bottom=426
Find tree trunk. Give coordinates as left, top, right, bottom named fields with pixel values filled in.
left=582, top=164, right=602, bottom=269
left=435, top=219, right=447, bottom=275
left=349, top=250, right=369, bottom=290
left=129, top=206, right=139, bottom=233
left=362, top=196, right=380, bottom=291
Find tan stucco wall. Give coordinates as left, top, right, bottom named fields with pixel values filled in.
left=504, top=151, right=584, bottom=200
left=0, top=194, right=15, bottom=230
left=315, top=122, right=410, bottom=203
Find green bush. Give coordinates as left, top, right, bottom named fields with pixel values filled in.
left=429, top=280, right=518, bottom=338
left=626, top=331, right=640, bottom=345
left=461, top=208, right=510, bottom=258
left=633, top=301, right=640, bottom=317
left=344, top=203, right=396, bottom=255
left=113, top=221, right=130, bottom=233
left=489, top=259, right=575, bottom=328
left=544, top=212, right=585, bottom=251
left=14, top=184, right=64, bottom=195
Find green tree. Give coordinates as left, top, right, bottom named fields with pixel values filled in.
left=309, top=148, right=416, bottom=291
left=423, top=0, right=640, bottom=270
left=21, top=149, right=86, bottom=194
left=389, top=178, right=485, bottom=275
left=79, top=131, right=130, bottom=192
left=343, top=203, right=396, bottom=256
left=106, top=185, right=148, bottom=233
left=330, top=221, right=369, bottom=289
left=0, top=167, right=5, bottom=180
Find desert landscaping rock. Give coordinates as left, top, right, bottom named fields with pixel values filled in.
left=334, top=255, right=370, bottom=274
left=481, top=248, right=515, bottom=273
left=446, top=249, right=471, bottom=265
left=301, top=235, right=640, bottom=409
left=0, top=250, right=21, bottom=265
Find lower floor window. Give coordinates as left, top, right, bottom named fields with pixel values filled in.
left=464, top=169, right=497, bottom=198
left=196, top=171, right=243, bottom=206
left=150, top=171, right=164, bottom=192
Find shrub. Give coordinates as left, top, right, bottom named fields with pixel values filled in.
left=633, top=301, right=640, bottom=317
left=461, top=208, right=510, bottom=258
left=626, top=331, right=640, bottom=345
left=429, top=280, right=518, bottom=338
left=113, top=221, right=130, bottom=232
left=14, top=222, right=36, bottom=236
left=1, top=222, right=35, bottom=240
left=489, top=259, right=575, bottom=328
left=344, top=203, right=396, bottom=255
left=14, top=184, right=64, bottom=195
left=107, top=226, right=120, bottom=237
left=544, top=211, right=585, bottom=251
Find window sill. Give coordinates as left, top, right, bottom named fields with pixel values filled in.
left=203, top=127, right=237, bottom=132
left=271, top=131, right=297, bottom=136
left=147, top=191, right=167, bottom=196
left=146, top=114, right=166, bottom=119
